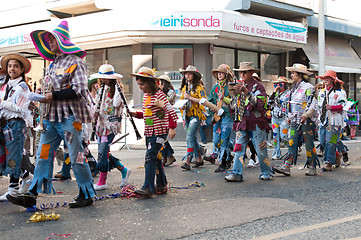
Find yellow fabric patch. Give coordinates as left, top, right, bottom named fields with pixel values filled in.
left=274, top=123, right=279, bottom=128
left=306, top=150, right=312, bottom=157
left=65, top=157, right=71, bottom=165
left=312, top=147, right=316, bottom=154
left=145, top=108, right=153, bottom=116
left=65, top=64, right=77, bottom=73
left=145, top=95, right=151, bottom=106
left=263, top=157, right=270, bottom=166
left=289, top=139, right=294, bottom=147
left=282, top=128, right=288, bottom=134
left=40, top=144, right=51, bottom=160
left=301, top=102, right=307, bottom=108
left=73, top=122, right=82, bottom=131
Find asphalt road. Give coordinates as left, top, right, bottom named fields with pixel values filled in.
left=1, top=139, right=361, bottom=240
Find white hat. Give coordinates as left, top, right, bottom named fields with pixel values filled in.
left=91, top=64, right=123, bottom=79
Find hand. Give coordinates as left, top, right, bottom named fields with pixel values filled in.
left=234, top=83, right=248, bottom=94
left=326, top=104, right=332, bottom=110
left=217, top=91, right=224, bottom=100
left=39, top=92, right=53, bottom=103
left=168, top=128, right=176, bottom=139
left=300, top=115, right=307, bottom=124
left=184, top=93, right=190, bottom=99
left=275, top=86, right=281, bottom=92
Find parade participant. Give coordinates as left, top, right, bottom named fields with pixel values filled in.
left=268, top=76, right=292, bottom=160
left=7, top=21, right=95, bottom=208
left=316, top=70, right=347, bottom=171
left=0, top=54, right=33, bottom=201
left=203, top=64, right=234, bottom=173
left=179, top=65, right=207, bottom=170
left=131, top=67, right=178, bottom=196
left=346, top=99, right=359, bottom=140
left=225, top=62, right=273, bottom=182
left=88, top=74, right=100, bottom=100
left=158, top=74, right=177, bottom=166
left=91, top=64, right=131, bottom=190
left=273, top=64, right=318, bottom=176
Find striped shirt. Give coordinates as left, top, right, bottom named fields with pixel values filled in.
left=141, top=90, right=178, bottom=137
left=45, top=54, right=92, bottom=123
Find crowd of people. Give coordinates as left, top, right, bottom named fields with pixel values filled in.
left=0, top=20, right=359, bottom=210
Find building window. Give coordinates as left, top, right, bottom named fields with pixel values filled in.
left=237, top=50, right=258, bottom=67
left=84, top=49, right=105, bottom=76
left=212, top=46, right=235, bottom=84
left=260, top=53, right=280, bottom=82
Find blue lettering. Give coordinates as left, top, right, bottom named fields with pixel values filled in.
left=163, top=18, right=170, bottom=27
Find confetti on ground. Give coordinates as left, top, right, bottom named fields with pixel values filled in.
left=46, top=233, right=71, bottom=240
left=27, top=212, right=60, bottom=223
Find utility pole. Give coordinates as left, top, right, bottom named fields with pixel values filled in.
left=318, top=0, right=325, bottom=77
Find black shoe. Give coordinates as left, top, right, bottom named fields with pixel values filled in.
left=135, top=187, right=153, bottom=197
left=6, top=194, right=36, bottom=208
left=215, top=165, right=226, bottom=173
left=181, top=163, right=191, bottom=170
left=343, top=152, right=349, bottom=162
left=69, top=197, right=93, bottom=208
left=203, top=155, right=216, bottom=164
left=193, top=161, right=204, bottom=168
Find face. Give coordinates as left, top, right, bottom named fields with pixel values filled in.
left=48, top=34, right=61, bottom=54
left=136, top=79, right=151, bottom=93
left=100, top=78, right=111, bottom=86
left=323, top=76, right=333, bottom=87
left=185, top=72, right=193, bottom=81
left=290, top=71, right=300, bottom=81
left=239, top=71, right=252, bottom=81
left=217, top=72, right=226, bottom=80
left=7, top=59, right=24, bottom=80
left=158, top=80, right=164, bottom=90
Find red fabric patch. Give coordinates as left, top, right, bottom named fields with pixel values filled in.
left=0, top=154, right=5, bottom=164
left=187, top=148, right=194, bottom=152
left=234, top=143, right=242, bottom=152
left=215, top=87, right=219, bottom=93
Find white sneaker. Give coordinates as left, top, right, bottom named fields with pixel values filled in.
left=271, top=156, right=280, bottom=160
left=121, top=168, right=132, bottom=187
left=0, top=187, right=18, bottom=201
left=19, top=174, right=33, bottom=194
left=247, top=159, right=255, bottom=168
left=94, top=183, right=107, bottom=191
left=254, top=156, right=259, bottom=166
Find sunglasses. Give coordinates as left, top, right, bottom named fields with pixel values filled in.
left=273, top=83, right=284, bottom=88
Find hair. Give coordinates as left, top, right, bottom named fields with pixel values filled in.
left=2, top=59, right=31, bottom=89
left=160, top=79, right=174, bottom=95
left=180, top=72, right=202, bottom=92
left=333, top=80, right=342, bottom=91
left=136, top=76, right=159, bottom=95
left=294, top=71, right=310, bottom=82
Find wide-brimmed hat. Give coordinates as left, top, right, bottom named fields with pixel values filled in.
left=316, top=70, right=343, bottom=85
left=131, top=67, right=158, bottom=80
left=158, top=74, right=171, bottom=83
left=272, top=76, right=292, bottom=84
left=1, top=54, right=31, bottom=74
left=252, top=73, right=262, bottom=82
left=91, top=64, right=123, bottom=80
left=234, top=62, right=259, bottom=72
left=211, top=64, right=234, bottom=80
left=286, top=63, right=312, bottom=75
left=31, top=20, right=86, bottom=61
left=179, top=65, right=202, bottom=80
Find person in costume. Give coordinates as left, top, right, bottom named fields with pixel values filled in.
left=158, top=74, right=177, bottom=166
left=7, top=21, right=95, bottom=208
left=203, top=64, right=234, bottom=173
left=0, top=54, right=34, bottom=201
left=346, top=99, right=359, bottom=140
left=92, top=64, right=131, bottom=191
left=273, top=64, right=319, bottom=177
left=316, top=70, right=347, bottom=171
left=268, top=76, right=292, bottom=160
left=179, top=65, right=207, bottom=170
left=131, top=67, right=178, bottom=196
left=225, top=62, right=273, bottom=182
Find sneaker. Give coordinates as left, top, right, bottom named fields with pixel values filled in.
left=260, top=174, right=272, bottom=180
left=94, top=183, right=107, bottom=191
left=121, top=168, right=132, bottom=187
left=181, top=163, right=191, bottom=170
left=247, top=159, right=255, bottom=168
left=273, top=165, right=291, bottom=176
left=165, top=155, right=176, bottom=166
left=214, top=165, right=226, bottom=173
left=135, top=187, right=153, bottom=197
left=343, top=152, right=349, bottom=163
left=0, top=187, right=19, bottom=201
left=193, top=161, right=204, bottom=168
left=305, top=167, right=317, bottom=176
left=317, top=150, right=324, bottom=157
left=203, top=154, right=216, bottom=164
left=225, top=173, right=243, bottom=182
left=6, top=193, right=36, bottom=208
left=254, top=156, right=259, bottom=166
left=69, top=197, right=93, bottom=208
left=321, top=163, right=332, bottom=172
left=19, top=174, right=33, bottom=194
left=271, top=156, right=280, bottom=160
left=156, top=186, right=167, bottom=195
left=267, top=142, right=273, bottom=148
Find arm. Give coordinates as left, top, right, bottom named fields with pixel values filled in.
left=0, top=82, right=31, bottom=115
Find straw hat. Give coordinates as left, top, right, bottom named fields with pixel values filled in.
left=179, top=65, right=202, bottom=80
left=234, top=62, right=259, bottom=72
left=272, top=76, right=292, bottom=84
left=285, top=63, right=312, bottom=75
left=211, top=64, right=233, bottom=80
left=158, top=74, right=171, bottom=83
left=91, top=64, right=123, bottom=80
left=31, top=20, right=86, bottom=61
left=1, top=54, right=31, bottom=74
left=131, top=67, right=158, bottom=80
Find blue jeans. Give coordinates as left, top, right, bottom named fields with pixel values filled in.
left=143, top=134, right=167, bottom=194
left=161, top=140, right=174, bottom=158
left=271, top=116, right=289, bottom=158
left=319, top=125, right=341, bottom=164
left=1, top=119, right=26, bottom=178
left=232, top=126, right=273, bottom=179
left=30, top=116, right=95, bottom=199
left=211, top=116, right=233, bottom=163
left=96, top=133, right=115, bottom=172
left=185, top=116, right=201, bottom=159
